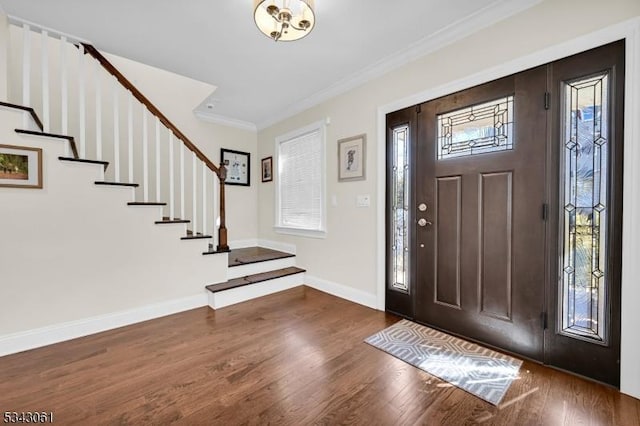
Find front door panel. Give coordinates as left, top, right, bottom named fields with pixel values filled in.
left=414, top=68, right=548, bottom=361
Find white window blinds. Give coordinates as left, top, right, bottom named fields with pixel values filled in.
left=277, top=128, right=324, bottom=232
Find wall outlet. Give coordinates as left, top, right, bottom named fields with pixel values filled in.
left=356, top=194, right=371, bottom=207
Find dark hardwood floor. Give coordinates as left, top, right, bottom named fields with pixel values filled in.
left=0, top=286, right=638, bottom=425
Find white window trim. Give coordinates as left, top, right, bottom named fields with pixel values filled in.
left=274, top=120, right=327, bottom=238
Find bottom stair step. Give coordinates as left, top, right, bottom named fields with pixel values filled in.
left=206, top=267, right=305, bottom=310
left=206, top=267, right=305, bottom=293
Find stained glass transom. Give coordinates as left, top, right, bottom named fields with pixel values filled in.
left=391, top=125, right=410, bottom=292
left=560, top=72, right=609, bottom=343
left=437, top=96, right=514, bottom=159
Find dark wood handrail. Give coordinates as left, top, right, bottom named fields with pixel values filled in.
left=81, top=43, right=220, bottom=175
left=82, top=43, right=228, bottom=251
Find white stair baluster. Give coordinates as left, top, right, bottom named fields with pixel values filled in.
left=113, top=77, right=120, bottom=182
left=192, top=152, right=198, bottom=233
left=155, top=117, right=161, bottom=202
left=78, top=44, right=86, bottom=158
left=180, top=142, right=185, bottom=221
left=142, top=109, right=149, bottom=202
left=128, top=95, right=134, bottom=183
left=60, top=35, right=69, bottom=156
left=95, top=60, right=102, bottom=161
left=202, top=162, right=207, bottom=236
left=169, top=133, right=175, bottom=220
left=41, top=30, right=50, bottom=132
left=22, top=24, right=30, bottom=128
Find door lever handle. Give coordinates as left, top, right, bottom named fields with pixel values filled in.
left=418, top=218, right=432, bottom=227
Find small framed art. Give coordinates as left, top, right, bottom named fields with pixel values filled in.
left=261, top=156, right=273, bottom=182
left=0, top=144, right=43, bottom=189
left=338, top=134, right=366, bottom=182
left=221, top=148, right=250, bottom=186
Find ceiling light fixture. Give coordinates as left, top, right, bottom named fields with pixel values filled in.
left=253, top=0, right=315, bottom=42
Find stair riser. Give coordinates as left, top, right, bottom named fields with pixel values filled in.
left=208, top=272, right=305, bottom=310
left=227, top=257, right=296, bottom=280
left=59, top=160, right=105, bottom=181
left=0, top=107, right=40, bottom=133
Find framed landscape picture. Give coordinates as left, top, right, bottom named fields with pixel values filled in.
left=261, top=156, right=273, bottom=182
left=0, top=144, right=43, bottom=189
left=221, top=148, right=250, bottom=186
left=338, top=134, right=366, bottom=182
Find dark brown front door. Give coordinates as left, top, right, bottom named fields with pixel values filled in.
left=415, top=67, right=548, bottom=361
left=385, top=41, right=624, bottom=386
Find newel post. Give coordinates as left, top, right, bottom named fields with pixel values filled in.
left=216, top=161, right=230, bottom=252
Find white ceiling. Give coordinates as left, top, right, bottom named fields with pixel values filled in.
left=0, top=0, right=540, bottom=130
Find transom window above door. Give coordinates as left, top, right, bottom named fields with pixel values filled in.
left=437, top=95, right=514, bottom=159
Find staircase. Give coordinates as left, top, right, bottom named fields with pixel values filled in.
left=207, top=247, right=305, bottom=309
left=0, top=18, right=308, bottom=355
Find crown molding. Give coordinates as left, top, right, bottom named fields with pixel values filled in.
left=256, top=0, right=542, bottom=130
left=194, top=110, right=257, bottom=132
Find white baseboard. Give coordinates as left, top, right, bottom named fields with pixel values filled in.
left=0, top=293, right=208, bottom=357
left=257, top=239, right=296, bottom=254
left=229, top=239, right=258, bottom=249
left=208, top=272, right=304, bottom=309
left=304, top=275, right=378, bottom=310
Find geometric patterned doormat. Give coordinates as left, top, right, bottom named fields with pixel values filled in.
left=364, top=319, right=522, bottom=405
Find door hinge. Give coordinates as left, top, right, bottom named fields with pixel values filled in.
left=542, top=203, right=549, bottom=221
left=416, top=104, right=422, bottom=114
left=544, top=92, right=550, bottom=110
left=541, top=312, right=548, bottom=330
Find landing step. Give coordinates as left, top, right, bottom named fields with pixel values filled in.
left=128, top=202, right=167, bottom=206
left=228, top=247, right=295, bottom=267
left=95, top=181, right=139, bottom=188
left=59, top=157, right=109, bottom=170
left=16, top=129, right=79, bottom=158
left=206, top=267, right=305, bottom=293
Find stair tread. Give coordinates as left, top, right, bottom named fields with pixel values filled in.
left=155, top=219, right=190, bottom=224
left=16, top=129, right=79, bottom=158
left=228, top=247, right=295, bottom=267
left=59, top=157, right=109, bottom=170
left=0, top=101, right=43, bottom=130
left=128, top=202, right=167, bottom=206
left=16, top=129, right=73, bottom=140
left=206, top=267, right=305, bottom=293
left=181, top=231, right=212, bottom=240
left=95, top=181, right=139, bottom=187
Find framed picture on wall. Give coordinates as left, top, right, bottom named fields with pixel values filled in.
left=0, top=144, right=43, bottom=189
left=261, top=156, right=273, bottom=182
left=338, top=134, right=366, bottom=182
left=221, top=148, right=250, bottom=186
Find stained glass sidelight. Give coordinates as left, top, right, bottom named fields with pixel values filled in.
left=391, top=125, right=410, bottom=292
left=437, top=96, right=514, bottom=159
left=560, top=73, right=609, bottom=343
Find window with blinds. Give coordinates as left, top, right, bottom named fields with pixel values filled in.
left=275, top=121, right=326, bottom=237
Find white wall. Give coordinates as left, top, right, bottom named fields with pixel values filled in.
left=0, top=9, right=8, bottom=100
left=257, top=0, right=640, bottom=398
left=0, top=107, right=227, bottom=353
